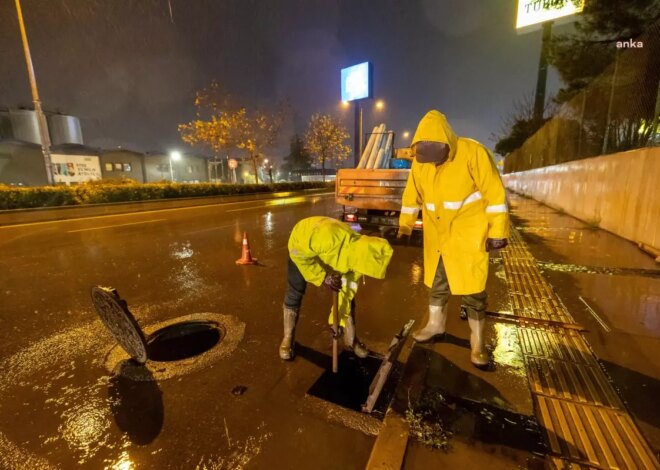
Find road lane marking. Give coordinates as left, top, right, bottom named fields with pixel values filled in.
left=578, top=296, right=612, bottom=332
left=0, top=192, right=334, bottom=230
left=226, top=201, right=308, bottom=213
left=183, top=223, right=239, bottom=235
left=67, top=219, right=167, bottom=233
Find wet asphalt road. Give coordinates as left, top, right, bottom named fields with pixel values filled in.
left=2, top=191, right=656, bottom=468
left=0, top=191, right=523, bottom=469
left=0, top=193, right=438, bottom=469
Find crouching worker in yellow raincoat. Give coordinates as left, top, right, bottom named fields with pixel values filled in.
left=280, top=216, right=394, bottom=361
left=397, top=110, right=509, bottom=368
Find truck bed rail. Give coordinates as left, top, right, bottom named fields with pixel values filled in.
left=335, top=169, right=409, bottom=211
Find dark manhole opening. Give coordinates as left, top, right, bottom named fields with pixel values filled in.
left=147, top=321, right=224, bottom=362
left=307, top=351, right=402, bottom=420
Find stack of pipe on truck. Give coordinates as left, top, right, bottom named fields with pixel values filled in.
left=336, top=123, right=422, bottom=231
left=357, top=124, right=394, bottom=170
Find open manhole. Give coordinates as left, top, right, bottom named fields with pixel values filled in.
left=147, top=320, right=224, bottom=362
left=91, top=286, right=225, bottom=363
left=92, top=286, right=246, bottom=380
left=306, top=351, right=402, bottom=421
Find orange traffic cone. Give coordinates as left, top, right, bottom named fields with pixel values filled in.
left=236, top=232, right=258, bottom=265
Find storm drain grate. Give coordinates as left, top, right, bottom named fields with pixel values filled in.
left=501, top=227, right=659, bottom=469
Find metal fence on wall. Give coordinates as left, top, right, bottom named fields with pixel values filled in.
left=504, top=20, right=660, bottom=173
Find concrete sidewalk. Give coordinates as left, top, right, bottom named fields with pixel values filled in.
left=368, top=192, right=660, bottom=469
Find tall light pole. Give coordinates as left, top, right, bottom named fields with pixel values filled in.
left=353, top=101, right=363, bottom=167
left=169, top=151, right=181, bottom=181
left=533, top=22, right=553, bottom=123
left=14, top=0, right=54, bottom=185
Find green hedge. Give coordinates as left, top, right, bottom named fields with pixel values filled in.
left=0, top=181, right=334, bottom=210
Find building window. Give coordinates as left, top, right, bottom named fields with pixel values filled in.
left=114, top=163, right=123, bottom=171
left=123, top=163, right=132, bottom=172
left=105, top=163, right=113, bottom=172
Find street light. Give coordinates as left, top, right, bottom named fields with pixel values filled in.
left=403, top=131, right=410, bottom=139
left=14, top=0, right=54, bottom=185
left=375, top=100, right=385, bottom=110
left=341, top=100, right=350, bottom=108
left=169, top=151, right=181, bottom=182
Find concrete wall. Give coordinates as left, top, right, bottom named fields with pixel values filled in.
left=0, top=141, right=49, bottom=186
left=144, top=154, right=209, bottom=183
left=503, top=147, right=660, bottom=249
left=100, top=150, right=146, bottom=182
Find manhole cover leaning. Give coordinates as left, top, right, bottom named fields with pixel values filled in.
left=90, top=286, right=149, bottom=364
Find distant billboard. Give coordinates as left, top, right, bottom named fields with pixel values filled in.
left=52, top=154, right=102, bottom=185
left=516, top=0, right=584, bottom=33
left=341, top=62, right=373, bottom=102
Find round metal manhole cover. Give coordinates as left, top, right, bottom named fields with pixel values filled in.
left=90, top=286, right=148, bottom=364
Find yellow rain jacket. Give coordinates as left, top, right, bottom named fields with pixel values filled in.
left=398, top=110, right=509, bottom=294
left=288, top=216, right=394, bottom=326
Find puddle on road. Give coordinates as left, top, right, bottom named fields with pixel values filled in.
left=537, top=261, right=660, bottom=278
left=0, top=312, right=245, bottom=468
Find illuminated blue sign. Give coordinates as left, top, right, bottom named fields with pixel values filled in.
left=341, top=62, right=373, bottom=102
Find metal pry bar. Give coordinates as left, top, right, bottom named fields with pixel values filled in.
left=362, top=319, right=415, bottom=413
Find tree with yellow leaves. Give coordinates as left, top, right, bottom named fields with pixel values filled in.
left=304, top=114, right=351, bottom=182
left=179, top=81, right=286, bottom=183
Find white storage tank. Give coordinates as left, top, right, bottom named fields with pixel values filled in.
left=8, top=109, right=41, bottom=144
left=48, top=114, right=83, bottom=145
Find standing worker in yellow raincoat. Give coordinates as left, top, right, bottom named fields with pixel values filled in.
left=280, top=216, right=393, bottom=361
left=397, top=110, right=509, bottom=367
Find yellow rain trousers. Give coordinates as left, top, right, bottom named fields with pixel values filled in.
left=288, top=217, right=394, bottom=326
left=398, top=110, right=509, bottom=294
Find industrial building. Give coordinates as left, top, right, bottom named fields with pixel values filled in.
left=0, top=108, right=215, bottom=186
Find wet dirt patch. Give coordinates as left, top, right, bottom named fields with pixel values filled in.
left=406, top=347, right=546, bottom=458
left=104, top=313, right=245, bottom=381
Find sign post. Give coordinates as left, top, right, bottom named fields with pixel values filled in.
left=228, top=158, right=238, bottom=184
left=516, top=1, right=585, bottom=122
left=341, top=62, right=373, bottom=166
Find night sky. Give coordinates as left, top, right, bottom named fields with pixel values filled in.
left=0, top=0, right=568, bottom=161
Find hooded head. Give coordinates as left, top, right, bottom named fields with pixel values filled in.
left=347, top=235, right=393, bottom=279
left=411, top=110, right=458, bottom=165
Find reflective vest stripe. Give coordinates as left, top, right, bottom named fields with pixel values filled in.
left=401, top=206, right=420, bottom=215
left=486, top=204, right=507, bottom=213
left=341, top=278, right=359, bottom=290
left=425, top=203, right=436, bottom=211
left=443, top=191, right=482, bottom=210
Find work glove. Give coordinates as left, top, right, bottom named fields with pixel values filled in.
left=323, top=273, right=342, bottom=292
left=396, top=230, right=411, bottom=245
left=486, top=238, right=508, bottom=252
